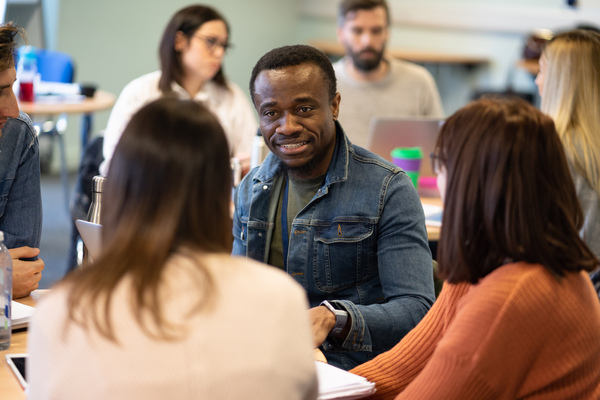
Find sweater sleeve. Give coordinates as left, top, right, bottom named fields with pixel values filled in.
left=349, top=282, right=470, bottom=400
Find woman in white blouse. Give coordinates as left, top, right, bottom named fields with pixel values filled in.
left=100, top=4, right=257, bottom=176
left=28, top=98, right=317, bottom=400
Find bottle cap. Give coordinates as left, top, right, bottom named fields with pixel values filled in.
left=391, top=147, right=423, bottom=160
left=92, top=175, right=106, bottom=192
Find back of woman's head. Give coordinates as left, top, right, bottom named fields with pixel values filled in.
left=159, top=4, right=229, bottom=92
left=540, top=29, right=600, bottom=194
left=105, top=97, right=232, bottom=255
left=436, top=96, right=598, bottom=284
left=66, top=97, right=232, bottom=339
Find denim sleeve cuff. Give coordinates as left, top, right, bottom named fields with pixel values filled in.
left=324, top=300, right=372, bottom=352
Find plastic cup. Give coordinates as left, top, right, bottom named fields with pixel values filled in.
left=391, top=147, right=423, bottom=188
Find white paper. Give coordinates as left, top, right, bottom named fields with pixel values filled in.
left=422, top=203, right=443, bottom=227
left=11, top=301, right=35, bottom=330
left=316, top=361, right=376, bottom=400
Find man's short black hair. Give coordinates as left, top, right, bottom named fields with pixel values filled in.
left=249, top=44, right=337, bottom=103
left=338, top=0, right=390, bottom=26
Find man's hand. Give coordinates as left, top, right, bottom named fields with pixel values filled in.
left=309, top=305, right=336, bottom=348
left=9, top=246, right=44, bottom=299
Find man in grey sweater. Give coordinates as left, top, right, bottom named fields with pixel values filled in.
left=333, top=0, right=444, bottom=148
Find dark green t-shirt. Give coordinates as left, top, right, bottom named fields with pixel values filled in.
left=268, top=174, right=325, bottom=269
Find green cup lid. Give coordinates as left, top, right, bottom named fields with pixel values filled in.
left=391, top=147, right=423, bottom=159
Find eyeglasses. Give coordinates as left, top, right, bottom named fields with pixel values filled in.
left=430, top=151, right=443, bottom=175
left=193, top=35, right=233, bottom=54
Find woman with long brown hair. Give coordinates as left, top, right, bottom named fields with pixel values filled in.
left=27, top=98, right=317, bottom=399
left=350, top=97, right=600, bottom=399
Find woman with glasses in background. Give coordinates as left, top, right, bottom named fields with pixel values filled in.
left=349, top=97, right=600, bottom=399
left=100, top=4, right=257, bottom=177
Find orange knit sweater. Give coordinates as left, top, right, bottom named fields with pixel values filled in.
left=351, top=262, right=600, bottom=399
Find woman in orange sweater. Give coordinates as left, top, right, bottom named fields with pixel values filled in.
left=351, top=96, right=600, bottom=399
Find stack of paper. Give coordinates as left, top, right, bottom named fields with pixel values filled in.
left=11, top=301, right=35, bottom=330
left=316, top=361, right=376, bottom=400
left=422, top=203, right=443, bottom=227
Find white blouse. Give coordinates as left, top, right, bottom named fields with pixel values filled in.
left=100, top=71, right=257, bottom=175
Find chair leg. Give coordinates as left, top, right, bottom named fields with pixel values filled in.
left=55, top=113, right=70, bottom=213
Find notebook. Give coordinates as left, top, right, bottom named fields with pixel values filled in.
left=11, top=301, right=35, bottom=330
left=365, top=117, right=444, bottom=178
left=75, top=219, right=102, bottom=261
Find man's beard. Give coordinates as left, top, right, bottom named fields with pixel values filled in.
left=348, top=46, right=385, bottom=72
left=277, top=154, right=323, bottom=179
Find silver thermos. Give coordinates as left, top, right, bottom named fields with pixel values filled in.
left=81, top=175, right=105, bottom=266
left=86, top=175, right=105, bottom=224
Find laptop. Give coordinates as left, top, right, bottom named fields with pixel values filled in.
left=365, top=117, right=444, bottom=178
left=75, top=219, right=102, bottom=261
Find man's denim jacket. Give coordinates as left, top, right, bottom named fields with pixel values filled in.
left=0, top=112, right=42, bottom=250
left=232, top=122, right=435, bottom=370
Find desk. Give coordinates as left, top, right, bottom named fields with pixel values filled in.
left=19, top=89, right=116, bottom=149
left=422, top=196, right=442, bottom=242
left=517, top=58, right=539, bottom=76
left=0, top=294, right=39, bottom=400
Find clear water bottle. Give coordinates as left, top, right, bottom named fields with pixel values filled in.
left=0, top=231, right=13, bottom=350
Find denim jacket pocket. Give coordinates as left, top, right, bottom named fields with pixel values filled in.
left=313, top=221, right=377, bottom=292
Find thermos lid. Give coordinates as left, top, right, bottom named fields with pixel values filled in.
left=92, top=175, right=106, bottom=192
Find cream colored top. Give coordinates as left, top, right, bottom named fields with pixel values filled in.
left=27, top=253, right=318, bottom=400
left=100, top=71, right=257, bottom=175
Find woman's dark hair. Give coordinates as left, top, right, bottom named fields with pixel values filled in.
left=65, top=97, right=233, bottom=339
left=159, top=5, right=229, bottom=93
left=435, top=96, right=598, bottom=283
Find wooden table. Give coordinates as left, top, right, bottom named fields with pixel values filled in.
left=0, top=292, right=42, bottom=400
left=517, top=58, right=539, bottom=76
left=19, top=89, right=116, bottom=149
left=19, top=90, right=116, bottom=210
left=421, top=196, right=442, bottom=242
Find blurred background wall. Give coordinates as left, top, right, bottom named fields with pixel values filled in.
left=7, top=0, right=600, bottom=170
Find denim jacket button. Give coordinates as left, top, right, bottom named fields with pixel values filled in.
left=262, top=185, right=268, bottom=190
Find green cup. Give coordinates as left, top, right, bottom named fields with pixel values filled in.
left=391, top=147, right=423, bottom=188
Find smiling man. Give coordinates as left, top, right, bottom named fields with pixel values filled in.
left=333, top=0, right=444, bottom=148
left=232, top=44, right=435, bottom=370
left=0, top=24, right=44, bottom=298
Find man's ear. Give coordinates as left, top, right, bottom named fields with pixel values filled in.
left=331, top=92, right=341, bottom=120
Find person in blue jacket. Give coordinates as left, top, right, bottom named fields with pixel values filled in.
left=0, top=24, right=44, bottom=298
left=232, top=44, right=435, bottom=370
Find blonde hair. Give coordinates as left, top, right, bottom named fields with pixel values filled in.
left=540, top=29, right=600, bottom=195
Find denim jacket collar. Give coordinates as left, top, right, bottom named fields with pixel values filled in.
left=253, top=120, right=351, bottom=187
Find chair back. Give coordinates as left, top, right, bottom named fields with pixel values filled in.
left=36, top=49, right=75, bottom=83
